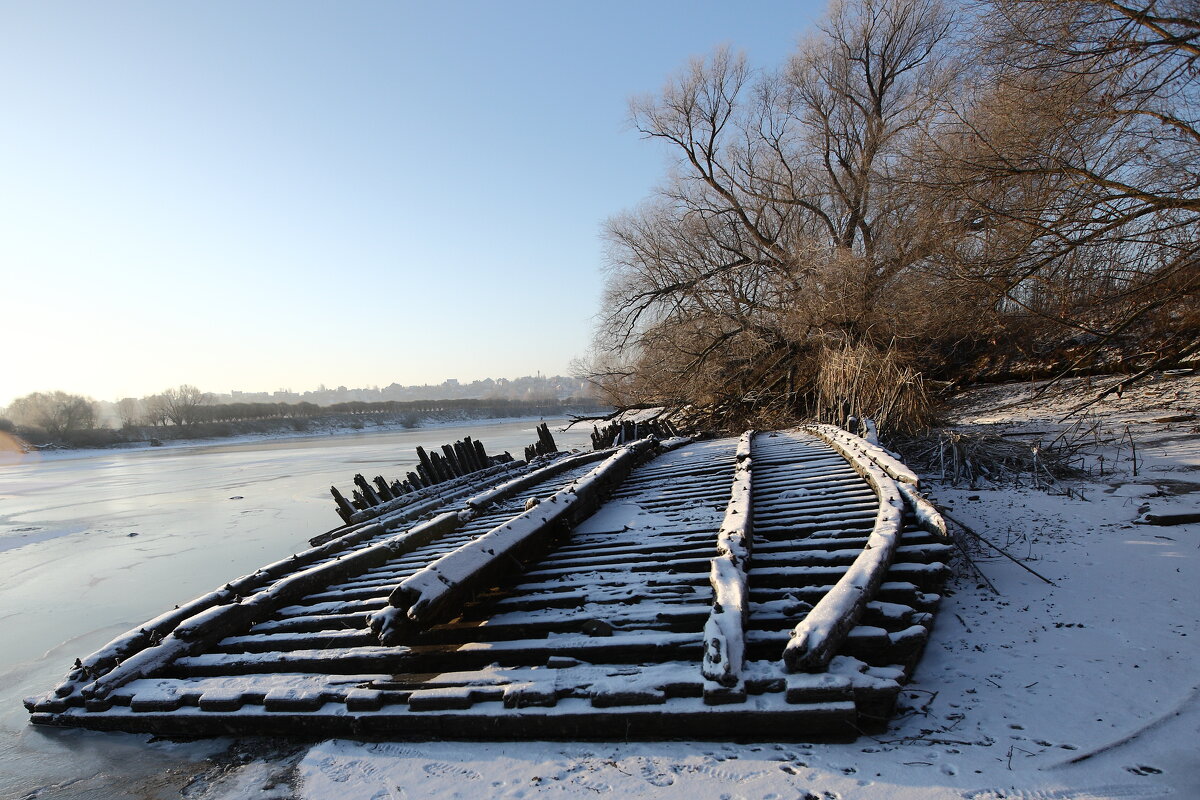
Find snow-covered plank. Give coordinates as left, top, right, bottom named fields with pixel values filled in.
left=804, top=423, right=920, bottom=485
left=462, top=449, right=612, bottom=511
left=73, top=511, right=462, bottom=702
left=345, top=461, right=526, bottom=526
left=370, top=439, right=662, bottom=644
left=702, top=431, right=755, bottom=692
left=29, top=427, right=954, bottom=741
left=895, top=480, right=949, bottom=538
left=783, top=432, right=906, bottom=673
left=32, top=695, right=863, bottom=741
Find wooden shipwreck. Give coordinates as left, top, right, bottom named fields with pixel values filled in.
left=25, top=425, right=952, bottom=740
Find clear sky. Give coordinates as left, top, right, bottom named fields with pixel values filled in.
left=0, top=1, right=826, bottom=407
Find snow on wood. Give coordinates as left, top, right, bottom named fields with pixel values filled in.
left=702, top=556, right=749, bottom=688
left=373, top=439, right=660, bottom=644
left=37, top=585, right=239, bottom=705
left=895, top=480, right=949, bottom=538
left=27, top=428, right=952, bottom=743
left=47, top=546, right=374, bottom=702
left=347, top=462, right=522, bottom=525
left=44, top=519, right=400, bottom=703
left=119, top=673, right=389, bottom=703
left=702, top=431, right=754, bottom=690
left=805, top=422, right=920, bottom=485
left=348, top=480, right=484, bottom=530
left=316, top=457, right=552, bottom=548
left=783, top=434, right=906, bottom=673
left=79, top=632, right=199, bottom=702
left=74, top=512, right=462, bottom=701
left=462, top=449, right=609, bottom=512
left=173, top=646, right=412, bottom=674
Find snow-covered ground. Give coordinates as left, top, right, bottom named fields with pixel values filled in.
left=5, top=379, right=1197, bottom=800
left=290, top=375, right=1198, bottom=800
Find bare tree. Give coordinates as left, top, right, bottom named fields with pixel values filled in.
left=594, top=0, right=961, bottom=429
left=590, top=0, right=1200, bottom=431
left=115, top=397, right=142, bottom=429
left=5, top=391, right=96, bottom=439
left=140, top=394, right=168, bottom=427
left=160, top=384, right=209, bottom=426
left=923, top=0, right=1200, bottom=389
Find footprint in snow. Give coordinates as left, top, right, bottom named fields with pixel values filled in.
left=365, top=743, right=423, bottom=758
left=673, top=762, right=766, bottom=783
left=567, top=774, right=612, bottom=793
left=549, top=763, right=584, bottom=780
left=319, top=760, right=370, bottom=784
left=962, top=785, right=1169, bottom=799
left=1126, top=765, right=1163, bottom=776
left=633, top=758, right=674, bottom=787
left=367, top=788, right=403, bottom=800
left=422, top=762, right=481, bottom=780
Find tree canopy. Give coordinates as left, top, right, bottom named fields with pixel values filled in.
left=586, top=0, right=1199, bottom=432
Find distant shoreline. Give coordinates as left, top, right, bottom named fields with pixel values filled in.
left=1, top=407, right=610, bottom=465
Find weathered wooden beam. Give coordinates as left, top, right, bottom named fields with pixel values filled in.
left=330, top=486, right=355, bottom=523
left=373, top=476, right=395, bottom=502
left=415, top=446, right=436, bottom=483
left=783, top=430, right=906, bottom=673
left=371, top=440, right=663, bottom=645
left=72, top=513, right=462, bottom=702
left=354, top=474, right=381, bottom=506
left=441, top=444, right=463, bottom=477
left=703, top=431, right=755, bottom=696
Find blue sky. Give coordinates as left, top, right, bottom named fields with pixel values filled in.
left=0, top=1, right=825, bottom=406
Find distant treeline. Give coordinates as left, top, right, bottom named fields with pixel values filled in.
left=181, top=397, right=594, bottom=424
left=0, top=389, right=608, bottom=450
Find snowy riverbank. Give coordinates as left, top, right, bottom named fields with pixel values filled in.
left=298, top=375, right=1197, bottom=800
left=5, top=377, right=1197, bottom=800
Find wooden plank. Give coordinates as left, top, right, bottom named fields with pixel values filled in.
left=372, top=440, right=663, bottom=644
left=31, top=698, right=862, bottom=741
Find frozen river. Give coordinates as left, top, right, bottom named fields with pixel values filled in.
left=0, top=418, right=595, bottom=800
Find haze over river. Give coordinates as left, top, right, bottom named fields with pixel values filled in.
left=0, top=418, right=595, bottom=800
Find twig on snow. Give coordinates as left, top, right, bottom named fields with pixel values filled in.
left=944, top=512, right=1058, bottom=587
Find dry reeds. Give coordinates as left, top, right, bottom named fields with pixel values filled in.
left=815, top=341, right=934, bottom=436
left=895, top=428, right=1089, bottom=487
